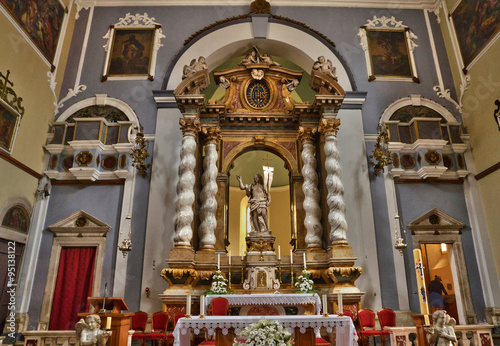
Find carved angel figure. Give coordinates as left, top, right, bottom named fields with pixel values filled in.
left=182, top=56, right=208, bottom=79
left=75, top=315, right=109, bottom=346
left=425, top=310, right=457, bottom=346
left=219, top=76, right=231, bottom=89
left=260, top=53, right=281, bottom=67
left=313, top=56, right=338, bottom=80
left=239, top=46, right=280, bottom=67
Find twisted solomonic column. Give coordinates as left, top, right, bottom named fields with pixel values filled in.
left=319, top=119, right=348, bottom=246
left=199, top=127, right=221, bottom=251
left=298, top=127, right=323, bottom=250
left=173, top=117, right=201, bottom=247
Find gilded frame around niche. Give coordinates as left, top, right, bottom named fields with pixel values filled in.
left=0, top=99, right=21, bottom=154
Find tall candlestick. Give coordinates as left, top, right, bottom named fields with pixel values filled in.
left=186, top=294, right=191, bottom=317
left=217, top=254, right=220, bottom=270
left=241, top=245, right=244, bottom=260
left=228, top=250, right=231, bottom=265
left=303, top=253, right=307, bottom=269
left=413, top=249, right=430, bottom=315
left=200, top=295, right=205, bottom=317
left=290, top=249, right=293, bottom=264
left=278, top=246, right=281, bottom=260
left=322, top=294, right=328, bottom=317
left=338, top=292, right=343, bottom=314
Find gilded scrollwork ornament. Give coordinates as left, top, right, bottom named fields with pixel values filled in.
left=318, top=118, right=341, bottom=136
left=179, top=117, right=201, bottom=136
left=297, top=126, right=317, bottom=143
left=202, top=126, right=222, bottom=144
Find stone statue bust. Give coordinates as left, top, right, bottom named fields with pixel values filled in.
left=426, top=310, right=457, bottom=346
left=75, top=315, right=109, bottom=346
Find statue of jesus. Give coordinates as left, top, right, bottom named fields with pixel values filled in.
left=236, top=174, right=270, bottom=233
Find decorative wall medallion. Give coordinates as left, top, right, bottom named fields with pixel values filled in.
left=392, top=153, right=400, bottom=168
left=119, top=154, right=127, bottom=169
left=429, top=214, right=440, bottom=225
left=245, top=80, right=271, bottom=109
left=424, top=150, right=441, bottom=165
left=75, top=151, right=93, bottom=166
left=457, top=154, right=465, bottom=169
left=443, top=155, right=453, bottom=169
left=62, top=156, right=74, bottom=171
left=50, top=155, right=58, bottom=169
left=102, top=155, right=118, bottom=170
left=75, top=216, right=88, bottom=227
left=400, top=154, right=415, bottom=169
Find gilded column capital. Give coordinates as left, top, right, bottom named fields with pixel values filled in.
left=202, top=126, right=222, bottom=144
left=179, top=117, right=201, bottom=136
left=318, top=118, right=341, bottom=136
left=297, top=126, right=317, bottom=143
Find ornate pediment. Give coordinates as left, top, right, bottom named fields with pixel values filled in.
left=49, top=210, right=111, bottom=236
left=408, top=208, right=465, bottom=235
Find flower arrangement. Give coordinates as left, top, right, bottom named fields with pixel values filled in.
left=206, top=270, right=228, bottom=295
left=233, top=319, right=293, bottom=346
left=295, top=269, right=315, bottom=293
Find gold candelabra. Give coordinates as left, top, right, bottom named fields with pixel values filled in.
left=368, top=125, right=392, bottom=176
left=131, top=126, right=152, bottom=177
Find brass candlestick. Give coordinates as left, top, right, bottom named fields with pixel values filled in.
left=241, top=258, right=245, bottom=284
left=228, top=264, right=232, bottom=290
left=290, top=262, right=294, bottom=288
left=278, top=258, right=282, bottom=284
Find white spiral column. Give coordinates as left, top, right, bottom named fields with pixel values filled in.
left=298, top=127, right=323, bottom=249
left=173, top=117, right=201, bottom=247
left=319, top=119, right=348, bottom=246
left=199, top=127, right=221, bottom=251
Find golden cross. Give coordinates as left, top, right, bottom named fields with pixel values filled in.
left=263, top=154, right=272, bottom=167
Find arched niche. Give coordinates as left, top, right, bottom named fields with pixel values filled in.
left=0, top=196, right=32, bottom=243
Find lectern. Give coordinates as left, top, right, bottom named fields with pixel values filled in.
left=78, top=297, right=134, bottom=346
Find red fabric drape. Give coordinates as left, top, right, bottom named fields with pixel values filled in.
left=49, top=247, right=96, bottom=330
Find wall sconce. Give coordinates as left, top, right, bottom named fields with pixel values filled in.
left=369, top=125, right=392, bottom=176
left=118, top=215, right=132, bottom=257
left=131, top=126, right=152, bottom=177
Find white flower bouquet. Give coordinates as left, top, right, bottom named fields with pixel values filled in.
left=294, top=269, right=315, bottom=293
left=207, top=270, right=229, bottom=295
left=233, top=319, right=293, bottom=346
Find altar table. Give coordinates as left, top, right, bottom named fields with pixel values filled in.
left=205, top=293, right=322, bottom=315
left=173, top=315, right=358, bottom=346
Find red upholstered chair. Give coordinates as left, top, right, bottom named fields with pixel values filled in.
left=166, top=313, right=186, bottom=346
left=377, top=308, right=396, bottom=345
left=358, top=309, right=384, bottom=346
left=207, top=297, right=230, bottom=316
left=131, top=311, right=148, bottom=346
left=143, top=312, right=169, bottom=345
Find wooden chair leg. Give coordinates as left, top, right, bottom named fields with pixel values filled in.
left=381, top=335, right=386, bottom=346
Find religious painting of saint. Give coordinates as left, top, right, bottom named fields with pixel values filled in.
left=105, top=28, right=155, bottom=78
left=1, top=206, right=29, bottom=233
left=0, top=102, right=20, bottom=153
left=451, top=0, right=500, bottom=69
left=0, top=0, right=65, bottom=63
left=366, top=29, right=413, bottom=78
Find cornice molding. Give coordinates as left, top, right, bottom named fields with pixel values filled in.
left=91, top=0, right=440, bottom=10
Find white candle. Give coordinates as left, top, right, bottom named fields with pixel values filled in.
left=322, top=295, right=328, bottom=315
left=106, top=317, right=111, bottom=330
left=217, top=254, right=220, bottom=270
left=278, top=246, right=281, bottom=260
left=290, top=249, right=293, bottom=264
left=186, top=294, right=191, bottom=316
left=200, top=295, right=205, bottom=316
left=228, top=250, right=231, bottom=265
left=303, top=253, right=307, bottom=269
left=338, top=292, right=343, bottom=314
left=241, top=245, right=244, bottom=260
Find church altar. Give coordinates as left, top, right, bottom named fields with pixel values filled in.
left=205, top=293, right=322, bottom=315
left=173, top=315, right=357, bottom=346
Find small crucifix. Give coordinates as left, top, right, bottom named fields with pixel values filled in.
left=254, top=237, right=266, bottom=261
left=415, top=262, right=425, bottom=278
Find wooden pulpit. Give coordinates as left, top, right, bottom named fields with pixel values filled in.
left=78, top=297, right=134, bottom=346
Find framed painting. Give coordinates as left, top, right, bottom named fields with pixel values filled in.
left=0, top=101, right=21, bottom=154
left=102, top=13, right=165, bottom=82
left=451, top=0, right=500, bottom=71
left=359, top=16, right=419, bottom=83
left=0, top=0, right=65, bottom=64
left=1, top=206, right=29, bottom=233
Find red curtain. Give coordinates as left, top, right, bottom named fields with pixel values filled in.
left=49, top=247, right=97, bottom=330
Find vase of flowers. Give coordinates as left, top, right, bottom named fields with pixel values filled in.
left=207, top=270, right=228, bottom=295
left=295, top=269, right=314, bottom=293
left=233, top=319, right=293, bottom=346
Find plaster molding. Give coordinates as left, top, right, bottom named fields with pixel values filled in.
left=75, top=0, right=96, bottom=19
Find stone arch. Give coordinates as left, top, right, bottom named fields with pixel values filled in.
left=163, top=21, right=355, bottom=92
left=0, top=196, right=33, bottom=243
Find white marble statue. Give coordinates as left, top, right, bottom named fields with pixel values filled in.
left=313, top=56, right=337, bottom=80
left=182, top=56, right=207, bottom=79
left=219, top=76, right=231, bottom=89
left=75, top=315, right=109, bottom=346
left=236, top=174, right=270, bottom=233
left=239, top=46, right=280, bottom=67
left=426, top=310, right=457, bottom=346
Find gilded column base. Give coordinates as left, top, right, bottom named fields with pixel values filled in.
left=167, top=246, right=195, bottom=268
left=327, top=266, right=362, bottom=294
left=161, top=268, right=198, bottom=293
left=327, top=244, right=356, bottom=267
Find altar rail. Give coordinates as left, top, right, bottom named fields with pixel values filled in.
left=386, top=324, right=494, bottom=346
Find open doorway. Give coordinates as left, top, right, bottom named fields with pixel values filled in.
left=421, top=243, right=459, bottom=323
left=227, top=150, right=292, bottom=256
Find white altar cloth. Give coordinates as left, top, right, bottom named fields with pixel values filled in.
left=173, top=315, right=358, bottom=346
left=205, top=293, right=322, bottom=315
